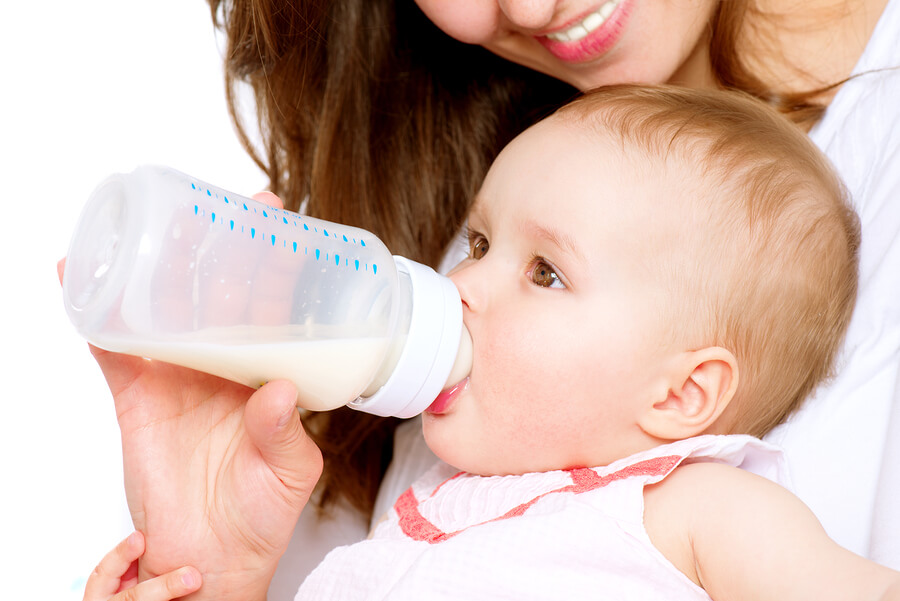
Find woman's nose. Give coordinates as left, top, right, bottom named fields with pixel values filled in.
left=497, top=0, right=558, bottom=30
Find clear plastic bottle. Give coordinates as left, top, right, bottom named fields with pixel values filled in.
left=63, top=165, right=472, bottom=418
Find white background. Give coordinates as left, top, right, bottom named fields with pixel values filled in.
left=0, top=2, right=266, bottom=598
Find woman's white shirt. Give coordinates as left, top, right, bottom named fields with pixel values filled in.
left=765, top=0, right=900, bottom=566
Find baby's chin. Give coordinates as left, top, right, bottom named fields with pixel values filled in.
left=421, top=408, right=545, bottom=476
left=424, top=439, right=539, bottom=477
left=421, top=426, right=486, bottom=475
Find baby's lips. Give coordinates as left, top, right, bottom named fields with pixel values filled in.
left=426, top=377, right=469, bottom=415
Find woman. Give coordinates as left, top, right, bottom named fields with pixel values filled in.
left=82, top=1, right=899, bottom=599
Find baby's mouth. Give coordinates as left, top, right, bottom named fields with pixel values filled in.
left=425, top=377, right=469, bottom=415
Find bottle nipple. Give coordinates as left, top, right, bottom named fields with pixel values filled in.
left=443, top=325, right=472, bottom=390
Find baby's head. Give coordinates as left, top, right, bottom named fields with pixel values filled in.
left=424, top=84, right=860, bottom=476
left=556, top=85, right=861, bottom=438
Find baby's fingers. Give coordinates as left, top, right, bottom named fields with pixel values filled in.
left=83, top=532, right=144, bottom=600
left=109, top=566, right=201, bottom=601
left=82, top=531, right=201, bottom=601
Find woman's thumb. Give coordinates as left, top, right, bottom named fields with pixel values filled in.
left=244, top=380, right=323, bottom=500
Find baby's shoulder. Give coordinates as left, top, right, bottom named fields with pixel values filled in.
left=644, top=460, right=807, bottom=588
left=652, top=459, right=790, bottom=501
left=646, top=460, right=792, bottom=530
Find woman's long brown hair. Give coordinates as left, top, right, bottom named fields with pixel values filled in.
left=206, top=0, right=837, bottom=517
left=207, top=0, right=577, bottom=516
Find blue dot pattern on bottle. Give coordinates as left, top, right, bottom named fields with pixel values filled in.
left=189, top=180, right=378, bottom=274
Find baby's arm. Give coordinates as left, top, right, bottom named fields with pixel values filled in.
left=82, top=531, right=201, bottom=601
left=644, top=462, right=900, bottom=601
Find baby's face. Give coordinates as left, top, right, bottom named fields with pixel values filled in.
left=422, top=117, right=689, bottom=476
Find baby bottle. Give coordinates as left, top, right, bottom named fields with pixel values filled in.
left=62, top=165, right=471, bottom=418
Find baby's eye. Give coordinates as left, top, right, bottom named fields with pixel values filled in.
left=468, top=234, right=489, bottom=260
left=530, top=259, right=565, bottom=289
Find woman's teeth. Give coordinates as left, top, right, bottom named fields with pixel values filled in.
left=544, top=0, right=622, bottom=42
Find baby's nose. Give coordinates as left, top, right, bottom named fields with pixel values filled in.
left=449, top=261, right=483, bottom=313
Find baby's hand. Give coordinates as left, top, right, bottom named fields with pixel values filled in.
left=83, top=531, right=201, bottom=601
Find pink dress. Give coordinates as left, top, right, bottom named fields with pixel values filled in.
left=296, top=434, right=790, bottom=600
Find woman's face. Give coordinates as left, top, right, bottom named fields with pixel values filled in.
left=414, top=0, right=720, bottom=91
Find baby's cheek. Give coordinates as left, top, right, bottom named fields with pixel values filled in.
left=481, top=314, right=549, bottom=371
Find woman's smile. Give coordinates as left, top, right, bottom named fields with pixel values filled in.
left=415, top=0, right=719, bottom=90
left=537, top=0, right=630, bottom=63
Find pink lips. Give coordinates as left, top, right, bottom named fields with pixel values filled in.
left=425, top=378, right=469, bottom=415
left=536, top=0, right=631, bottom=64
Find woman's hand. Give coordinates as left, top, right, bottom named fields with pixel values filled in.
left=62, top=192, right=324, bottom=601
left=83, top=531, right=201, bottom=601
left=98, top=356, right=321, bottom=601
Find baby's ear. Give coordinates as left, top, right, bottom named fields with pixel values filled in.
left=638, top=347, right=738, bottom=440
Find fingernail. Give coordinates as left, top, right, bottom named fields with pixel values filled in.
left=127, top=531, right=139, bottom=547
left=181, top=569, right=197, bottom=588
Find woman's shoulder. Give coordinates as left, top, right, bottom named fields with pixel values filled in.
left=810, top=0, right=900, bottom=161
left=809, top=35, right=900, bottom=218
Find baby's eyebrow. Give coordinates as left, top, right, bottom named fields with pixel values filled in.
left=522, top=221, right=584, bottom=262
left=468, top=197, right=486, bottom=221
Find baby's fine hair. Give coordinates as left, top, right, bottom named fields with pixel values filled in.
left=557, top=85, right=861, bottom=437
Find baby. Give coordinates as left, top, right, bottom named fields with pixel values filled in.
left=296, top=85, right=900, bottom=600
left=85, top=84, right=899, bottom=601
